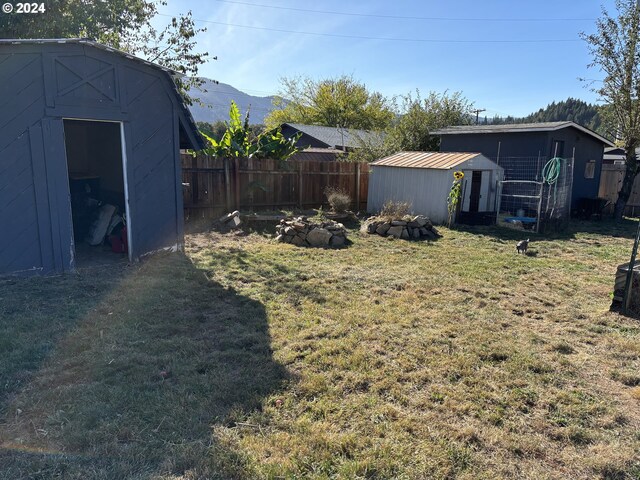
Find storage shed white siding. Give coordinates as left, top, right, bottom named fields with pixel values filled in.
left=368, top=166, right=451, bottom=223
left=366, top=152, right=503, bottom=224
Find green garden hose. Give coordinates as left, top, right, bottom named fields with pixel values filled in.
left=542, top=157, right=563, bottom=217
left=542, top=157, right=562, bottom=185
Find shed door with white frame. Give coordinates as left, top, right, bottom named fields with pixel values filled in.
left=462, top=170, right=492, bottom=212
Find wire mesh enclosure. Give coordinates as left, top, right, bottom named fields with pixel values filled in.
left=494, top=156, right=574, bottom=233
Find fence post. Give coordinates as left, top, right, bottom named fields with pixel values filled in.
left=224, top=158, right=231, bottom=211
left=234, top=157, right=241, bottom=210
left=298, top=160, right=303, bottom=209
left=355, top=162, right=361, bottom=211
left=190, top=154, right=199, bottom=208
left=535, top=181, right=544, bottom=233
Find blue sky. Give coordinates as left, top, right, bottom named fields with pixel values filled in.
left=156, top=0, right=615, bottom=118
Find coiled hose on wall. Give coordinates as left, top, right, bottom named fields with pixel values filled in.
left=542, top=157, right=562, bottom=186
left=542, top=157, right=563, bottom=216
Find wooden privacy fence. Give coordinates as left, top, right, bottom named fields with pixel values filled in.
left=598, top=164, right=640, bottom=216
left=181, top=153, right=370, bottom=219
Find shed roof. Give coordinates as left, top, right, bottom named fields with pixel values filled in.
left=283, top=123, right=380, bottom=149
left=603, top=146, right=640, bottom=162
left=432, top=121, right=614, bottom=147
left=0, top=38, right=205, bottom=150
left=371, top=151, right=484, bottom=169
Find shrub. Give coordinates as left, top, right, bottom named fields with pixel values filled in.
left=325, top=188, right=351, bottom=213
left=379, top=200, right=411, bottom=219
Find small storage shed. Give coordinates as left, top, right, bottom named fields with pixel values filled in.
left=367, top=152, right=503, bottom=224
left=0, top=39, right=204, bottom=275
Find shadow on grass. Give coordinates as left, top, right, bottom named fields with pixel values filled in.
left=0, top=253, right=287, bottom=479
left=0, top=270, right=124, bottom=416
left=456, top=217, right=639, bottom=242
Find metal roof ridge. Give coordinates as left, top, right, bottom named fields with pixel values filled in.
left=370, top=151, right=485, bottom=169
left=431, top=121, right=614, bottom=147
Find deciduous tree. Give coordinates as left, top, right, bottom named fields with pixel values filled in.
left=265, top=75, right=394, bottom=131
left=388, top=90, right=473, bottom=152
left=581, top=0, right=640, bottom=219
left=348, top=90, right=474, bottom=163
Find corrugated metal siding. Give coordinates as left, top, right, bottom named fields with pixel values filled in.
left=367, top=157, right=503, bottom=224
left=367, top=166, right=451, bottom=224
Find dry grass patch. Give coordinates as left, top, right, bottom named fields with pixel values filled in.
left=1, top=219, right=640, bottom=478
left=183, top=220, right=640, bottom=479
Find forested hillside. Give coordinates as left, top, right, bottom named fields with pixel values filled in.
left=489, top=98, right=606, bottom=136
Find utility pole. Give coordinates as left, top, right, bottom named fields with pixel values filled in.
left=472, top=108, right=486, bottom=124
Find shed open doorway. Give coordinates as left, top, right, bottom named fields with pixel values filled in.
left=63, top=119, right=130, bottom=267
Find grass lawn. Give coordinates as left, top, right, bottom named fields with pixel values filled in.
left=1, top=219, right=640, bottom=479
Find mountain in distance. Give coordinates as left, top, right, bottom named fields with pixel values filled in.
left=188, top=78, right=278, bottom=125
left=188, top=83, right=610, bottom=140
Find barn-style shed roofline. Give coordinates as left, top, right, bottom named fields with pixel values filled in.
left=0, top=38, right=205, bottom=150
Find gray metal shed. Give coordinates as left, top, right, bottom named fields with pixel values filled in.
left=0, top=39, right=205, bottom=275
left=367, top=152, right=503, bottom=224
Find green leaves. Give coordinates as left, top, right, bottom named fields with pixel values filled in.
left=581, top=0, right=640, bottom=217
left=199, top=101, right=300, bottom=161
left=347, top=90, right=474, bottom=163
left=447, top=173, right=464, bottom=228
left=265, top=75, right=395, bottom=131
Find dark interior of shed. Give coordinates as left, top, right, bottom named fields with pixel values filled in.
left=63, top=119, right=128, bottom=265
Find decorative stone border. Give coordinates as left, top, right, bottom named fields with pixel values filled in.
left=362, top=215, right=440, bottom=240
left=276, top=217, right=348, bottom=247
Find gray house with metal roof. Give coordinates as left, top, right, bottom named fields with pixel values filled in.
left=0, top=39, right=204, bottom=275
left=433, top=122, right=614, bottom=209
left=281, top=123, right=381, bottom=151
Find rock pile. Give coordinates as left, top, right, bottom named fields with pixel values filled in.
left=276, top=217, right=348, bottom=247
left=363, top=215, right=440, bottom=240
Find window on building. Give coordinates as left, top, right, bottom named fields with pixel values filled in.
left=585, top=160, right=596, bottom=179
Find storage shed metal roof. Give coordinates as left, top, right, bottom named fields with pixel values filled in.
left=432, top=121, right=614, bottom=147
left=371, top=151, right=483, bottom=169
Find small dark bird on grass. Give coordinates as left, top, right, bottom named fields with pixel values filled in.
left=516, top=238, right=530, bottom=254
